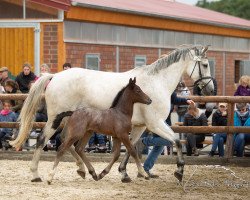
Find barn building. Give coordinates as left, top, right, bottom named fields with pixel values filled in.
left=0, top=0, right=250, bottom=95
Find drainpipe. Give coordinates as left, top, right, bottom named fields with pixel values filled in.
left=23, top=0, right=26, bottom=19
left=34, top=25, right=41, bottom=76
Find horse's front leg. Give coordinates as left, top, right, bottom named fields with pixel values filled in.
left=149, top=120, right=185, bottom=182
left=121, top=134, right=149, bottom=181
left=118, top=126, right=146, bottom=183
left=31, top=121, right=56, bottom=182
left=98, top=137, right=121, bottom=180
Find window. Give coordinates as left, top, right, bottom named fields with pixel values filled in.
left=85, top=54, right=100, bottom=70
left=135, top=55, right=146, bottom=67
left=235, top=60, right=250, bottom=83
left=208, top=59, right=215, bottom=78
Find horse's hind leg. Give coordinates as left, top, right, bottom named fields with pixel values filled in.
left=98, top=137, right=121, bottom=180
left=119, top=126, right=146, bottom=183
left=30, top=121, right=56, bottom=182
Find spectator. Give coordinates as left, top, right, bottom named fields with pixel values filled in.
left=193, top=77, right=217, bottom=118
left=0, top=67, right=11, bottom=87
left=87, top=132, right=107, bottom=152
left=176, top=81, right=191, bottom=123
left=234, top=103, right=250, bottom=157
left=234, top=75, right=250, bottom=96
left=15, top=62, right=38, bottom=93
left=4, top=80, right=23, bottom=116
left=184, top=104, right=208, bottom=156
left=136, top=92, right=194, bottom=178
left=63, top=63, right=71, bottom=70
left=40, top=63, right=50, bottom=75
left=209, top=103, right=228, bottom=157
left=0, top=100, right=17, bottom=150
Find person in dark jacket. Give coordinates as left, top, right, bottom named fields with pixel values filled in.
left=193, top=77, right=217, bottom=118
left=184, top=104, right=208, bottom=156
left=136, top=92, right=195, bottom=178
left=15, top=62, right=38, bottom=93
left=209, top=103, right=228, bottom=157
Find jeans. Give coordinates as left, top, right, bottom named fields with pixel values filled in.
left=186, top=134, right=205, bottom=156
left=211, top=133, right=227, bottom=157
left=234, top=133, right=250, bottom=157
left=89, top=133, right=106, bottom=146
left=143, top=135, right=172, bottom=172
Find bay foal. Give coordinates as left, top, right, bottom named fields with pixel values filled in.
left=47, top=77, right=152, bottom=184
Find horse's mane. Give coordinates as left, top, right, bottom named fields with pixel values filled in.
left=148, top=45, right=203, bottom=74
left=110, top=83, right=129, bottom=108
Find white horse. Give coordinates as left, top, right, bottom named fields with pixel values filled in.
left=10, top=45, right=214, bottom=183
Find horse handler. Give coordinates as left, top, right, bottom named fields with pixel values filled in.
left=137, top=92, right=194, bottom=178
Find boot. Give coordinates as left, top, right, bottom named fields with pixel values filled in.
left=209, top=150, right=215, bottom=157
left=192, top=147, right=199, bottom=156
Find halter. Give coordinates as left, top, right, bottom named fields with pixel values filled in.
left=188, top=54, right=213, bottom=93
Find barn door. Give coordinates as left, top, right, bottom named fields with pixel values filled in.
left=0, top=28, right=34, bottom=77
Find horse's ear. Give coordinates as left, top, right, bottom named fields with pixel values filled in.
left=133, top=77, right=136, bottom=84
left=201, top=45, right=210, bottom=56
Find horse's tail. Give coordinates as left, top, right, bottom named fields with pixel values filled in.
left=52, top=111, right=73, bottom=130
left=10, top=74, right=54, bottom=149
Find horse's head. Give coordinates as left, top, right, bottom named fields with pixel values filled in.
left=186, top=45, right=215, bottom=96
left=128, top=77, right=152, bottom=105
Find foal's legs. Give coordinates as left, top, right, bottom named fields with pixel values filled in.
left=120, top=132, right=149, bottom=182
left=119, top=126, right=146, bottom=182
left=47, top=137, right=78, bottom=184
left=74, top=132, right=99, bottom=181
left=98, top=137, right=121, bottom=180
left=30, top=120, right=56, bottom=182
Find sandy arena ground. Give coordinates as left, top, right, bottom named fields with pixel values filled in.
left=0, top=160, right=249, bottom=200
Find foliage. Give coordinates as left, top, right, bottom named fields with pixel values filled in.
left=196, top=0, right=250, bottom=20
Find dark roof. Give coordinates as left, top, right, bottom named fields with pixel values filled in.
left=72, top=0, right=250, bottom=29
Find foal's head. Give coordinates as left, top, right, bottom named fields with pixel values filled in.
left=110, top=77, right=152, bottom=108
left=126, top=77, right=152, bottom=105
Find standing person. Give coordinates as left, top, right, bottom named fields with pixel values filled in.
left=0, top=67, right=11, bottom=87
left=234, top=75, right=250, bottom=96
left=15, top=62, right=38, bottom=93
left=176, top=81, right=191, bottom=123
left=0, top=100, right=17, bottom=150
left=193, top=77, right=217, bottom=118
left=209, top=103, right=228, bottom=157
left=40, top=63, right=50, bottom=75
left=63, top=63, right=71, bottom=70
left=136, top=92, right=194, bottom=178
left=234, top=103, right=250, bottom=157
left=4, top=80, right=23, bottom=117
left=184, top=104, right=208, bottom=156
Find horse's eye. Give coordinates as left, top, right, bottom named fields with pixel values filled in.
left=203, top=64, right=208, bottom=68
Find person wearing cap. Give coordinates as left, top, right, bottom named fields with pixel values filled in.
left=4, top=80, right=23, bottom=115
left=234, top=103, right=250, bottom=157
left=209, top=102, right=228, bottom=157
left=15, top=62, right=38, bottom=93
left=184, top=104, right=208, bottom=156
left=0, top=66, right=11, bottom=87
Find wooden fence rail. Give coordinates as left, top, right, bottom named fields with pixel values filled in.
left=1, top=94, right=250, bottom=158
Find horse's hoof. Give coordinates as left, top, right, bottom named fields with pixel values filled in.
left=137, top=173, right=144, bottom=178
left=77, top=170, right=86, bottom=179
left=31, top=177, right=42, bottom=182
left=174, top=171, right=183, bottom=182
left=121, top=176, right=132, bottom=183
left=93, top=175, right=99, bottom=181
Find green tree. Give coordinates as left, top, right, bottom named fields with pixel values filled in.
left=196, top=0, right=250, bottom=20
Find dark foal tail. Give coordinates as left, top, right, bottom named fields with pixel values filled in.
left=52, top=111, right=74, bottom=130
